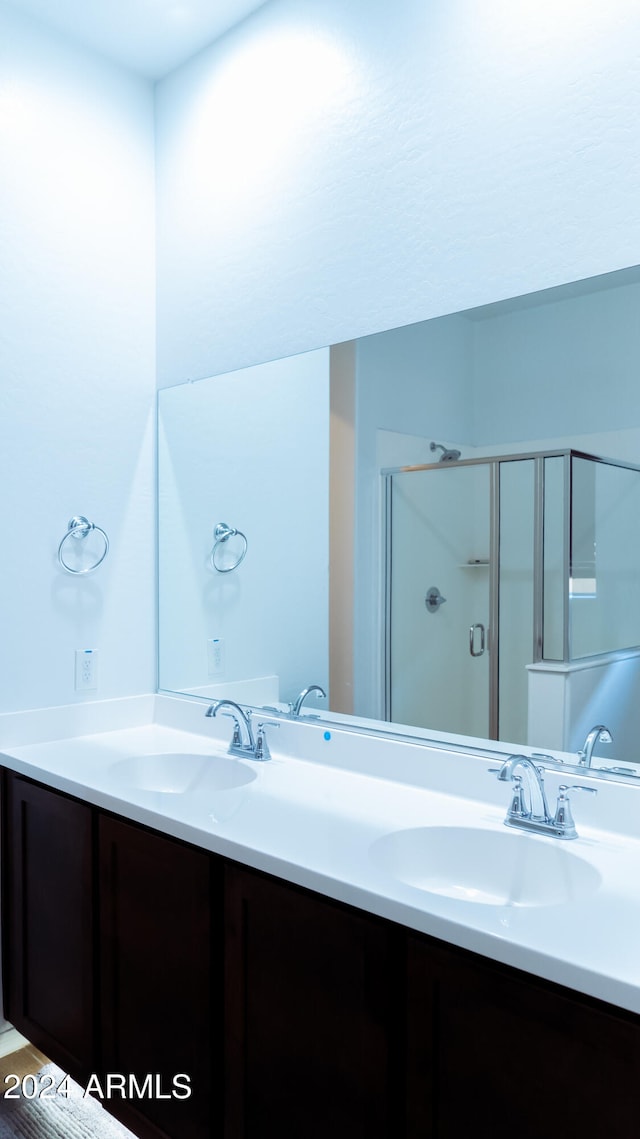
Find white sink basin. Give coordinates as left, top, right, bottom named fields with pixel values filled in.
left=369, top=825, right=601, bottom=907
left=106, top=752, right=256, bottom=794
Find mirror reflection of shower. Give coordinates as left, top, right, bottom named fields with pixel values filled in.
left=430, top=440, right=462, bottom=462
left=384, top=448, right=640, bottom=750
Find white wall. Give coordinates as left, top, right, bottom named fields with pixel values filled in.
left=155, top=0, right=640, bottom=385
left=0, top=4, right=156, bottom=712
left=472, top=279, right=640, bottom=446
left=154, top=0, right=640, bottom=727
left=158, top=350, right=329, bottom=704
left=4, top=0, right=640, bottom=719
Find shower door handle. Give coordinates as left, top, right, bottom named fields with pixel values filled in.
left=469, top=623, right=486, bottom=657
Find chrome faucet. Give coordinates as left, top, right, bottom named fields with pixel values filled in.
left=206, top=699, right=256, bottom=757
left=291, top=684, right=327, bottom=717
left=578, top=725, right=612, bottom=768
left=495, top=755, right=552, bottom=825
left=205, top=701, right=278, bottom=761
left=491, top=754, right=596, bottom=839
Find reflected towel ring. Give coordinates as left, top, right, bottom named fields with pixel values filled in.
left=211, top=522, right=248, bottom=573
left=58, top=515, right=109, bottom=575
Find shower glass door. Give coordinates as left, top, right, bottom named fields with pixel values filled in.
left=386, top=463, right=492, bottom=738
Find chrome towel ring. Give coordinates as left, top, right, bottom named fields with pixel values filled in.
left=58, top=516, right=109, bottom=575
left=211, top=522, right=248, bottom=573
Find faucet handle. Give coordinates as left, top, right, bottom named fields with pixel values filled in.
left=219, top=711, right=243, bottom=747
left=507, top=774, right=528, bottom=819
left=488, top=767, right=530, bottom=816
left=552, top=784, right=597, bottom=836
left=254, top=720, right=279, bottom=762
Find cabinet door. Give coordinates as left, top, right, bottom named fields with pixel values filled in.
left=407, top=933, right=640, bottom=1139
left=224, top=861, right=401, bottom=1139
left=99, top=814, right=220, bottom=1139
left=2, top=771, right=94, bottom=1080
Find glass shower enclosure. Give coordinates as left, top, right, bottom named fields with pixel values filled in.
left=383, top=449, right=640, bottom=745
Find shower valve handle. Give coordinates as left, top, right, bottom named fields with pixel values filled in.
left=425, top=586, right=447, bottom=613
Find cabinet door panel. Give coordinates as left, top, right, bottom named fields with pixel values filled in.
left=407, top=934, right=640, bottom=1139
left=99, top=814, right=220, bottom=1139
left=224, top=862, right=401, bottom=1139
left=3, top=772, right=94, bottom=1079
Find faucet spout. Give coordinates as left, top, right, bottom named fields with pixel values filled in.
left=496, top=755, right=551, bottom=823
left=291, top=685, right=327, bottom=717
left=206, top=699, right=255, bottom=752
left=578, top=725, right=612, bottom=768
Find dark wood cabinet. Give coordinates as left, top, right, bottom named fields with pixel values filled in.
left=1, top=771, right=220, bottom=1139
left=224, top=861, right=403, bottom=1139
left=98, top=814, right=221, bottom=1139
left=4, top=766, right=640, bottom=1139
left=2, top=772, right=94, bottom=1082
left=406, top=933, right=640, bottom=1139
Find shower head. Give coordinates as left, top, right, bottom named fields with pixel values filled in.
left=430, top=441, right=461, bottom=462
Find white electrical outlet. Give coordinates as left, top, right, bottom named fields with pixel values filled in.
left=75, top=648, right=98, bottom=691
left=207, top=637, right=225, bottom=676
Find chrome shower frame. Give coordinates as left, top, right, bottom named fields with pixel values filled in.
left=381, top=447, right=640, bottom=740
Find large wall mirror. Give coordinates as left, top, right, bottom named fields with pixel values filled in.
left=158, top=264, right=640, bottom=772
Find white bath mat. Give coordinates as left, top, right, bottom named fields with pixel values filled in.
left=0, top=1064, right=135, bottom=1139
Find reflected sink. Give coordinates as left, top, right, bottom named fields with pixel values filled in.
left=369, top=826, right=601, bottom=907
left=106, top=753, right=257, bottom=794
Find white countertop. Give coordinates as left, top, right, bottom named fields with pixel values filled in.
left=2, top=694, right=640, bottom=1016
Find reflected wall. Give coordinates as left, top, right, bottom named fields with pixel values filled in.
left=158, top=349, right=330, bottom=704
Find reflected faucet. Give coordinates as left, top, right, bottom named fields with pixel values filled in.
left=578, top=725, right=613, bottom=768
left=291, top=685, right=327, bottom=717
left=206, top=699, right=255, bottom=756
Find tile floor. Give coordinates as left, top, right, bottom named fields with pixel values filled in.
left=0, top=1042, right=141, bottom=1136
left=0, top=1044, right=50, bottom=1088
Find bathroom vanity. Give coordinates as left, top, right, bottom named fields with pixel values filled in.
left=2, top=772, right=214, bottom=1139
left=1, top=700, right=640, bottom=1138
